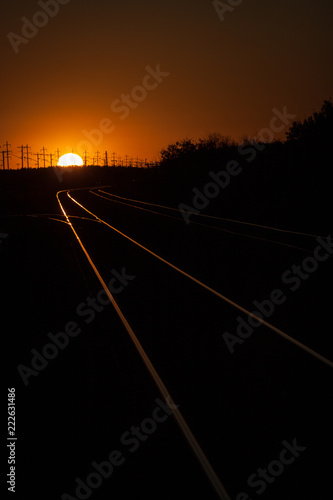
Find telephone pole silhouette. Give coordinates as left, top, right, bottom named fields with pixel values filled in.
left=2, top=150, right=5, bottom=170
left=4, top=142, right=11, bottom=170
left=56, top=149, right=61, bottom=162
left=83, top=150, right=89, bottom=166
left=95, top=151, right=101, bottom=165
left=49, top=153, right=54, bottom=168
left=41, top=147, right=47, bottom=169
left=34, top=152, right=40, bottom=169
left=104, top=150, right=108, bottom=167
left=111, top=152, right=116, bottom=167
left=17, top=146, right=24, bottom=169
left=25, top=145, right=31, bottom=169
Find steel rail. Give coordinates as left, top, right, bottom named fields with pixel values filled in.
left=56, top=189, right=232, bottom=500
left=66, top=189, right=333, bottom=369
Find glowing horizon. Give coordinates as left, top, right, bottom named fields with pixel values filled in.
left=1, top=1, right=332, bottom=170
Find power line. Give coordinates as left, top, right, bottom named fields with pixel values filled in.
left=94, top=150, right=101, bottom=166
left=25, top=145, right=31, bottom=169
left=83, top=150, right=89, bottom=166
left=34, top=152, right=40, bottom=169
left=17, top=145, right=24, bottom=169
left=49, top=153, right=54, bottom=168
left=4, top=142, right=12, bottom=170
left=41, top=147, right=47, bottom=169
left=1, top=143, right=151, bottom=170
left=1, top=149, right=5, bottom=170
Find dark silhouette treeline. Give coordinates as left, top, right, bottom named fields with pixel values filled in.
left=1, top=100, right=331, bottom=232
left=157, top=99, right=332, bottom=232
left=159, top=100, right=332, bottom=172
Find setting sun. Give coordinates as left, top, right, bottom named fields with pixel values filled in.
left=57, top=153, right=83, bottom=167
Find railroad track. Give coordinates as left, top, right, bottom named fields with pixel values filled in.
left=57, top=187, right=232, bottom=500
left=54, top=186, right=332, bottom=499
left=58, top=187, right=332, bottom=369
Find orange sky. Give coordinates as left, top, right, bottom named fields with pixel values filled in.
left=1, top=0, right=332, bottom=168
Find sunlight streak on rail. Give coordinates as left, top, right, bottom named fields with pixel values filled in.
left=56, top=189, right=232, bottom=500
left=91, top=190, right=313, bottom=253
left=97, top=189, right=325, bottom=239
left=67, top=189, right=333, bottom=369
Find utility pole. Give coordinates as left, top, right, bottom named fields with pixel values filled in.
left=49, top=153, right=54, bottom=168
left=111, top=152, right=116, bottom=167
left=2, top=150, right=5, bottom=170
left=4, top=142, right=11, bottom=170
left=104, top=150, right=108, bottom=167
left=17, top=146, right=24, bottom=169
left=83, top=150, right=88, bottom=166
left=95, top=151, right=100, bottom=166
left=41, top=147, right=47, bottom=169
left=56, top=149, right=61, bottom=162
left=25, top=145, right=31, bottom=169
left=34, top=152, right=40, bottom=169
left=124, top=155, right=129, bottom=167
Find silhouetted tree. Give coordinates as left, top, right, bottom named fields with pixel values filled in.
left=286, top=99, right=332, bottom=144
left=160, top=138, right=197, bottom=163
left=159, top=133, right=237, bottom=175
left=197, top=133, right=236, bottom=150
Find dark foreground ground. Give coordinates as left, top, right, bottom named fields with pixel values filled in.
left=1, top=166, right=332, bottom=500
